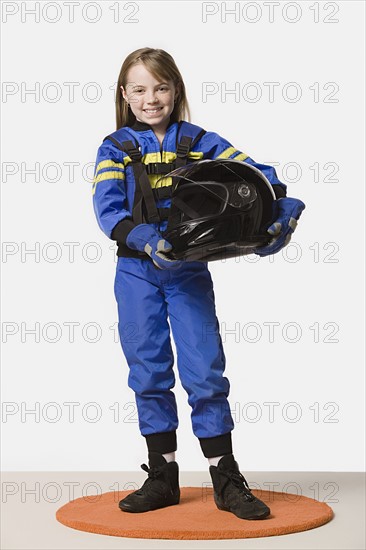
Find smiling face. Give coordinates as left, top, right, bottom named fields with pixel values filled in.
left=121, top=62, right=179, bottom=134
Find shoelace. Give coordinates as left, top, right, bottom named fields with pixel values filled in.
left=140, top=463, right=163, bottom=479
left=138, top=463, right=175, bottom=496
left=220, top=468, right=256, bottom=502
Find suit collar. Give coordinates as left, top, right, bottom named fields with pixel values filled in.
left=131, top=115, right=175, bottom=132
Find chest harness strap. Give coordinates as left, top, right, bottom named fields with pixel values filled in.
left=104, top=125, right=206, bottom=225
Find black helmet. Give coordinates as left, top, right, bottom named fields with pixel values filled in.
left=159, top=159, right=276, bottom=262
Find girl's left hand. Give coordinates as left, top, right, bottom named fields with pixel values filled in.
left=254, top=197, right=306, bottom=257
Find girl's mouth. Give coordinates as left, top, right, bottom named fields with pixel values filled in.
left=143, top=107, right=163, bottom=114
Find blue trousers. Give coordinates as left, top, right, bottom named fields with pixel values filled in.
left=114, top=257, right=235, bottom=448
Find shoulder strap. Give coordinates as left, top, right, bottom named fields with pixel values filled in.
left=103, top=132, right=142, bottom=164
left=175, top=121, right=207, bottom=168
left=103, top=132, right=160, bottom=225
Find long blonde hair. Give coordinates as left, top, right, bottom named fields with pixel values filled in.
left=115, top=48, right=191, bottom=130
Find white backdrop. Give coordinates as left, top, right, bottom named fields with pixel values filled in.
left=1, top=1, right=365, bottom=472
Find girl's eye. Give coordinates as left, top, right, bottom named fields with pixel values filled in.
left=133, top=88, right=167, bottom=93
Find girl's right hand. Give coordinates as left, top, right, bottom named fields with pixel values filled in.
left=126, top=224, right=184, bottom=270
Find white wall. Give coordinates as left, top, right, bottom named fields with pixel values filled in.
left=1, top=0, right=365, bottom=472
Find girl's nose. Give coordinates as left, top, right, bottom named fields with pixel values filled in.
left=146, top=93, right=158, bottom=103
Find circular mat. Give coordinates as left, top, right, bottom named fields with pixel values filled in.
left=56, top=487, right=333, bottom=540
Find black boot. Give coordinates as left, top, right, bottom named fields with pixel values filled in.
left=119, top=451, right=180, bottom=513
left=209, top=454, right=270, bottom=520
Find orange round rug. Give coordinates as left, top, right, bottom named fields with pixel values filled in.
left=55, top=487, right=334, bottom=540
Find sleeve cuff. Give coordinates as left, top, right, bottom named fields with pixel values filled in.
left=272, top=184, right=287, bottom=199
left=111, top=219, right=137, bottom=244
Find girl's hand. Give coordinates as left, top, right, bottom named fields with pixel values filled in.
left=254, top=197, right=306, bottom=257
left=126, top=224, right=184, bottom=270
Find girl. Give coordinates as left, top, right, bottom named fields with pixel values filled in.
left=92, top=47, right=305, bottom=520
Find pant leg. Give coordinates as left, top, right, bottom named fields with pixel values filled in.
left=114, top=257, right=179, bottom=446
left=164, top=261, right=235, bottom=449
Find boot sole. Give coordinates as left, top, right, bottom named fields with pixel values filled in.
left=119, top=497, right=180, bottom=513
left=214, top=496, right=270, bottom=520
left=119, top=491, right=180, bottom=513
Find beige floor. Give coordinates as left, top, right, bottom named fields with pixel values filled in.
left=1, top=471, right=365, bottom=549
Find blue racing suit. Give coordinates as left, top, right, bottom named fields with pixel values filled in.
left=92, top=117, right=287, bottom=457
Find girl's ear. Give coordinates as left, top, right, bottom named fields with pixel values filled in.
left=174, top=84, right=180, bottom=101
left=120, top=85, right=127, bottom=102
